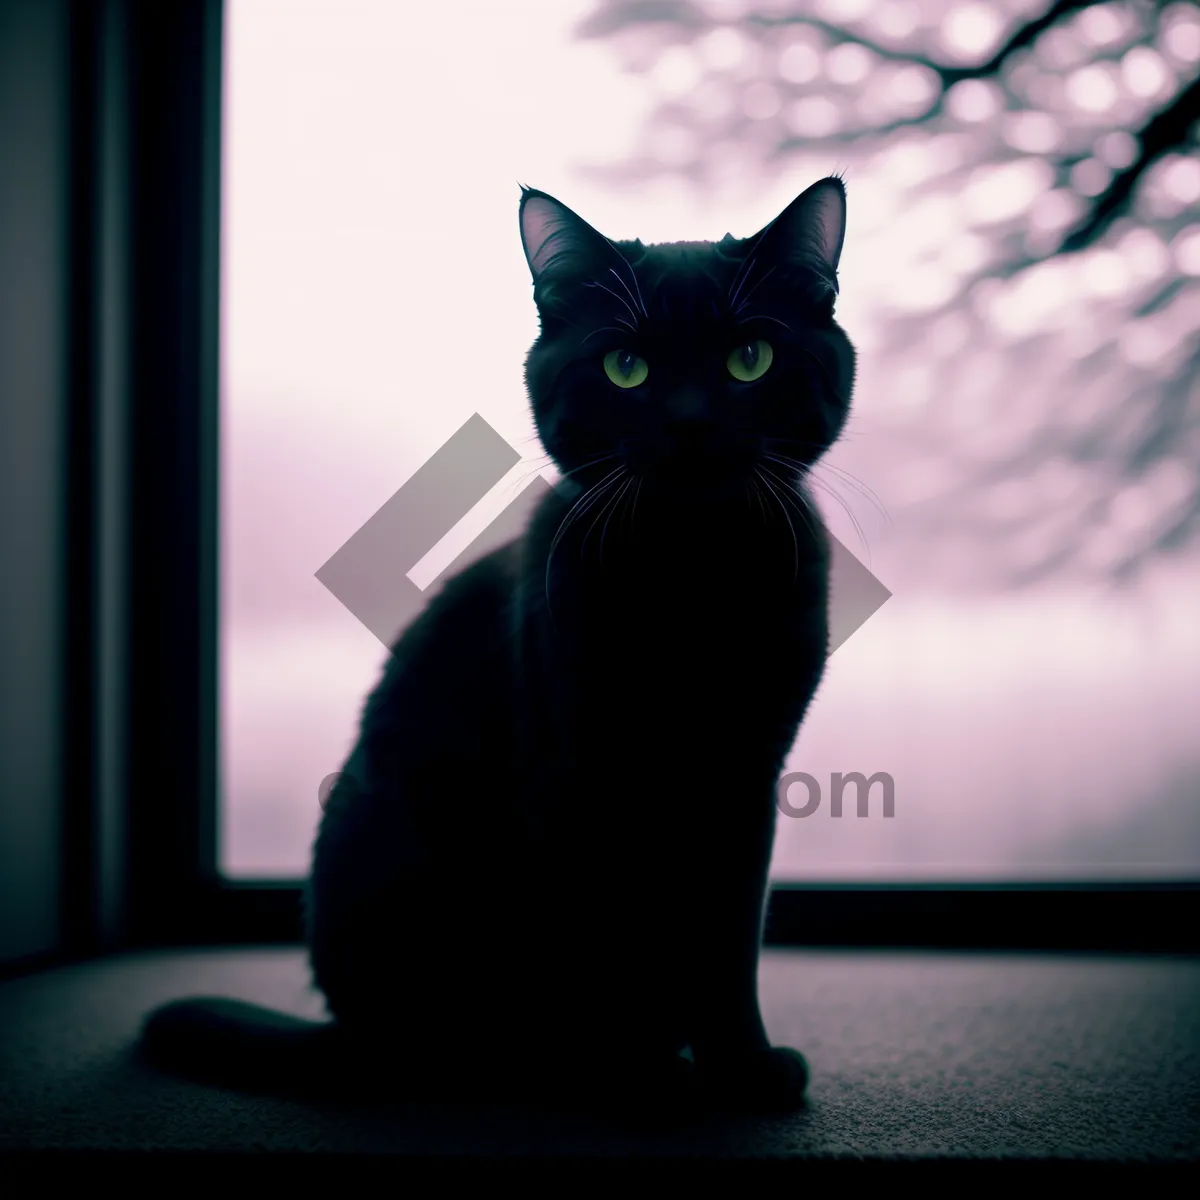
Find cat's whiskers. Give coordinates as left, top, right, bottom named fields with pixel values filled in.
left=742, top=313, right=794, bottom=336
left=555, top=453, right=622, bottom=482
left=608, top=265, right=648, bottom=320
left=804, top=464, right=887, bottom=525
left=580, top=324, right=634, bottom=348
left=750, top=478, right=764, bottom=526
left=580, top=475, right=628, bottom=554
left=502, top=452, right=621, bottom=500
left=754, top=467, right=800, bottom=584
left=746, top=475, right=771, bottom=528
left=578, top=472, right=630, bottom=563
left=733, top=265, right=777, bottom=317
left=762, top=458, right=872, bottom=561
left=568, top=469, right=627, bottom=564
left=583, top=280, right=640, bottom=329
left=807, top=475, right=873, bottom=561
left=727, top=246, right=762, bottom=313
left=501, top=465, right=551, bottom=498
left=543, top=465, right=628, bottom=631
left=596, top=475, right=637, bottom=565
left=548, top=465, right=626, bottom=559
left=764, top=446, right=889, bottom=523
left=758, top=461, right=825, bottom=551
left=759, top=460, right=818, bottom=522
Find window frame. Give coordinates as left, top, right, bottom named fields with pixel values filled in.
left=72, top=0, right=1200, bottom=958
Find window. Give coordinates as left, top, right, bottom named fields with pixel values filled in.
left=219, top=0, right=1200, bottom=896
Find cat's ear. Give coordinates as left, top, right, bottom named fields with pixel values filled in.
left=753, top=176, right=847, bottom=289
left=519, top=187, right=628, bottom=311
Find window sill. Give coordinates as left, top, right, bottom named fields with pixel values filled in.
left=1, top=944, right=1196, bottom=1169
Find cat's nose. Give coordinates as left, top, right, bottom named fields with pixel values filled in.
left=664, top=386, right=720, bottom=452
left=665, top=386, right=706, bottom=421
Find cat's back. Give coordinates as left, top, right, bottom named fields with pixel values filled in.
left=306, top=536, right=535, bottom=1010
left=309, top=539, right=526, bottom=894
left=359, top=538, right=523, bottom=727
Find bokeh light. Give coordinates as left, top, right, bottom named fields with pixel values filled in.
left=941, top=3, right=1002, bottom=58
left=1122, top=45, right=1171, bottom=98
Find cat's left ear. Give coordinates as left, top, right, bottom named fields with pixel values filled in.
left=753, top=175, right=846, bottom=290
left=519, top=186, right=632, bottom=313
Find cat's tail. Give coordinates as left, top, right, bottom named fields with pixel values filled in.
left=138, top=997, right=359, bottom=1102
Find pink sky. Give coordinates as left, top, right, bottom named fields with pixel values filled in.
left=219, top=0, right=1200, bottom=880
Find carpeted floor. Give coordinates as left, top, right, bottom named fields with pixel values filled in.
left=1, top=946, right=1198, bottom=1168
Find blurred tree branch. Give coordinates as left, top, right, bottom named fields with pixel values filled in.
left=1064, top=68, right=1200, bottom=250
left=575, top=0, right=1200, bottom=586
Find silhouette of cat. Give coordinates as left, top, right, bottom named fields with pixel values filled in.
left=141, top=177, right=855, bottom=1126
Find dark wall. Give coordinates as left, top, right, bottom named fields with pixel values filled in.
left=0, top=0, right=70, bottom=965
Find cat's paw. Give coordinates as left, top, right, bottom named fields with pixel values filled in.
left=698, top=1045, right=809, bottom=1114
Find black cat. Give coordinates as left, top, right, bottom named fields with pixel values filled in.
left=142, top=177, right=856, bottom=1123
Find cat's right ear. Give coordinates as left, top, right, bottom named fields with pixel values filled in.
left=519, top=187, right=620, bottom=311
left=751, top=176, right=847, bottom=293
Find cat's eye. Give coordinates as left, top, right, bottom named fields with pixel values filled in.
left=603, top=349, right=649, bottom=389
left=727, top=340, right=773, bottom=383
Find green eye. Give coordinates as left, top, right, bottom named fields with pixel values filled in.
left=603, top=349, right=649, bottom=389
left=727, top=340, right=773, bottom=382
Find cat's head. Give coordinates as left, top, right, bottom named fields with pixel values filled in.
left=520, top=177, right=855, bottom=504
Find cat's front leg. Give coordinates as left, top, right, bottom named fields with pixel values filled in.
left=684, top=775, right=810, bottom=1114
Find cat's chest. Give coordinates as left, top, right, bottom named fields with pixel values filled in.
left=524, top=516, right=829, bottom=737
left=579, top=548, right=825, bottom=653
left=572, top=582, right=822, bottom=707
